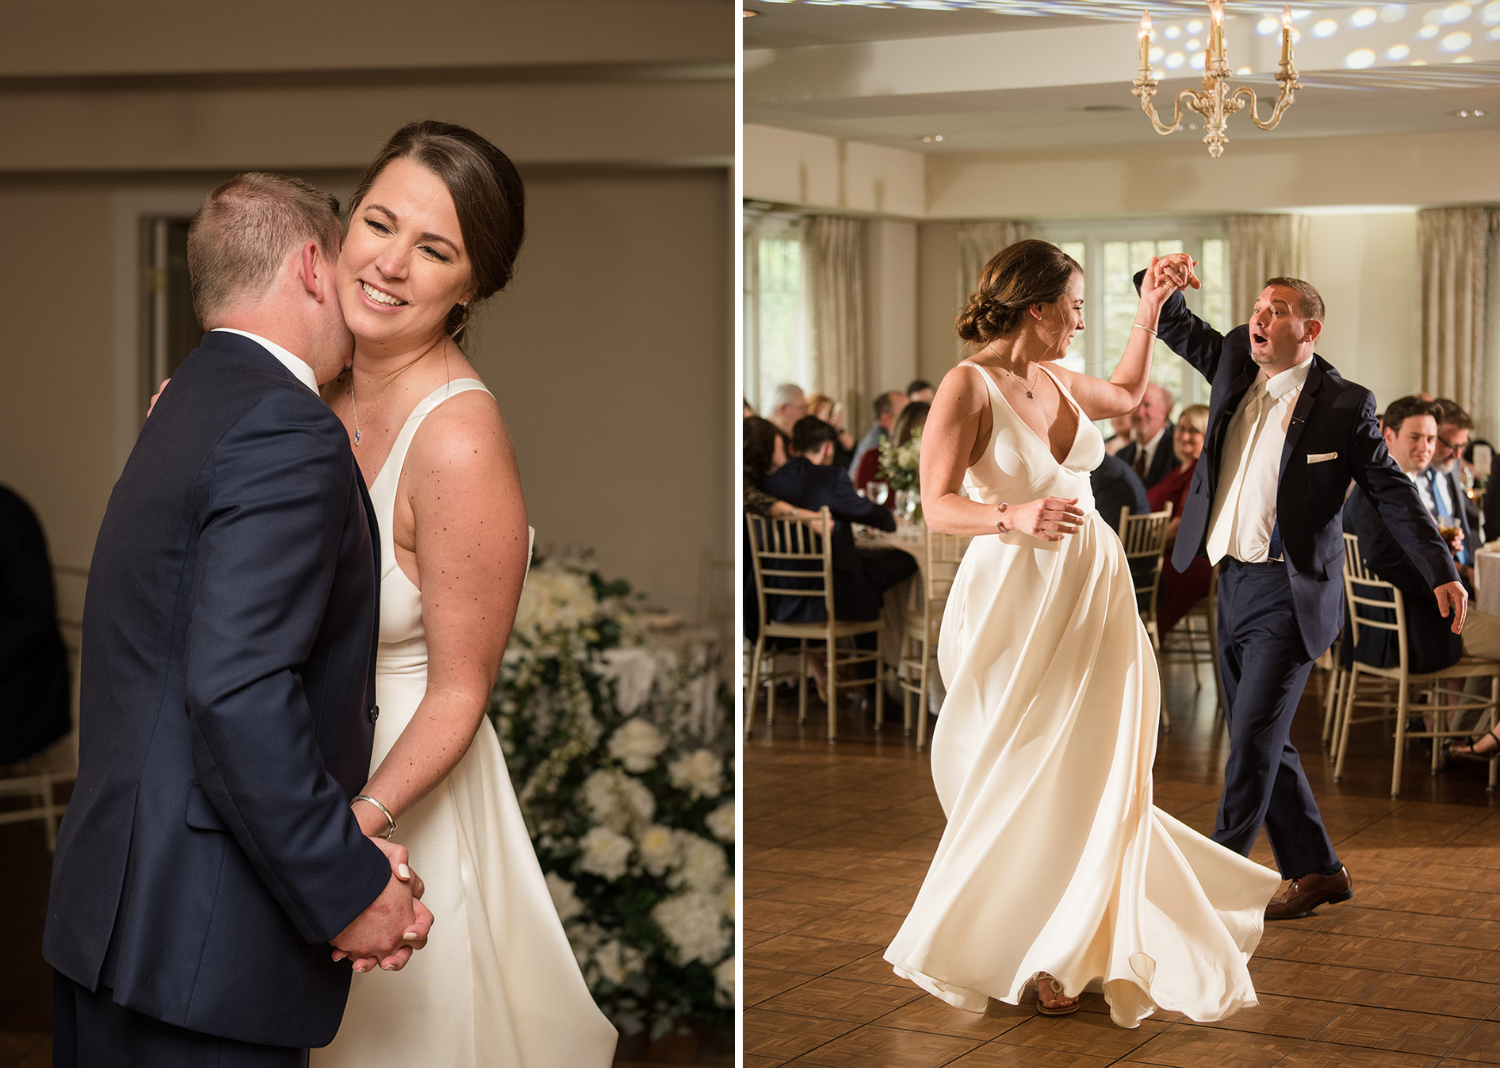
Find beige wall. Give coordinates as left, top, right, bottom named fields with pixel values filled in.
left=862, top=219, right=919, bottom=421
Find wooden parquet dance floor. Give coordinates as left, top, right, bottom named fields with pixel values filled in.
left=743, top=662, right=1500, bottom=1068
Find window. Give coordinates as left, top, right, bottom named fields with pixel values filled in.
left=1034, top=219, right=1230, bottom=418
left=743, top=211, right=808, bottom=415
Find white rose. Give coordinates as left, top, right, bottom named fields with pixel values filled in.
left=545, top=872, right=585, bottom=923
left=674, top=833, right=729, bottom=892
left=652, top=889, right=731, bottom=966
left=705, top=800, right=735, bottom=842
left=637, top=824, right=680, bottom=876
left=578, top=826, right=633, bottom=880
left=619, top=773, right=656, bottom=826
left=713, top=957, right=735, bottom=1006
left=594, top=940, right=627, bottom=985
left=668, top=748, right=724, bottom=799
left=608, top=718, right=667, bottom=773
left=579, top=768, right=654, bottom=833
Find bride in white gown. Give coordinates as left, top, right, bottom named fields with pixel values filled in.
left=885, top=241, right=1281, bottom=1028
left=313, top=122, right=616, bottom=1066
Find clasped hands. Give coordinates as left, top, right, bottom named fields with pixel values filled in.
left=1144, top=252, right=1201, bottom=297
left=329, top=836, right=434, bottom=973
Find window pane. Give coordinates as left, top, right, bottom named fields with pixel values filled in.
left=1100, top=238, right=1193, bottom=417
left=1200, top=238, right=1229, bottom=332
left=1059, top=241, right=1086, bottom=373
left=745, top=220, right=806, bottom=414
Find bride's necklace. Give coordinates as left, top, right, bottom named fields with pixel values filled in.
left=349, top=337, right=445, bottom=445
left=991, top=350, right=1039, bottom=400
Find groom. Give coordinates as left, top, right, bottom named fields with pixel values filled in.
left=45, top=173, right=431, bottom=1066
left=1139, top=256, right=1463, bottom=919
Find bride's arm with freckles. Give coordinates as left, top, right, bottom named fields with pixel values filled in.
left=920, top=365, right=1083, bottom=542
left=1051, top=255, right=1180, bottom=421
left=350, top=395, right=529, bottom=836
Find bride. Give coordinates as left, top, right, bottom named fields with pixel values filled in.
left=313, top=122, right=616, bottom=1066
left=884, top=240, right=1281, bottom=1027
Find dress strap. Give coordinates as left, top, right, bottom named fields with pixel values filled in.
left=371, top=378, right=493, bottom=496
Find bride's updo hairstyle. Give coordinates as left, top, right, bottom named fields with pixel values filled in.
left=957, top=239, right=1082, bottom=345
left=347, top=120, right=526, bottom=343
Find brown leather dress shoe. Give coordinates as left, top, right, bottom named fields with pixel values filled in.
left=1264, top=866, right=1353, bottom=920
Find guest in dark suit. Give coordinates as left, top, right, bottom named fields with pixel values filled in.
left=1342, top=396, right=1464, bottom=675
left=1090, top=453, right=1149, bottom=535
left=763, top=416, right=917, bottom=627
left=1116, top=383, right=1176, bottom=489
left=1430, top=397, right=1478, bottom=586
left=0, top=484, right=71, bottom=765
left=1141, top=257, right=1463, bottom=921
left=45, top=174, right=430, bottom=1067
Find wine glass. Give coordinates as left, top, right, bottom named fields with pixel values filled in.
left=868, top=480, right=890, bottom=507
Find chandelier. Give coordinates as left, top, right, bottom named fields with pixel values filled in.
left=1133, top=1, right=1302, bottom=158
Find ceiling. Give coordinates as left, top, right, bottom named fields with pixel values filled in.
left=743, top=0, right=1500, bottom=153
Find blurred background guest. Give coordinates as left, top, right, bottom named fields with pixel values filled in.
left=806, top=392, right=855, bottom=469
left=906, top=379, right=934, bottom=404
left=1118, top=383, right=1175, bottom=489
left=1148, top=404, right=1211, bottom=634
left=856, top=400, right=929, bottom=497
left=1103, top=413, right=1134, bottom=457
left=848, top=390, right=908, bottom=479
left=1091, top=453, right=1149, bottom=536
left=744, top=415, right=827, bottom=643
left=768, top=382, right=809, bottom=447
left=0, top=485, right=70, bottom=765
left=1431, top=397, right=1478, bottom=577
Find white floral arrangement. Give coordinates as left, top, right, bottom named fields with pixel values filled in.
left=490, top=555, right=733, bottom=1039
left=879, top=429, right=922, bottom=493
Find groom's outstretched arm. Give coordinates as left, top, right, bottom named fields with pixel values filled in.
left=184, top=387, right=396, bottom=946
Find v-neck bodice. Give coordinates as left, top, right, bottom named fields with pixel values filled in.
left=960, top=361, right=1103, bottom=514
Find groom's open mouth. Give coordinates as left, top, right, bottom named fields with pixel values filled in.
left=1251, top=330, right=1269, bottom=346
left=360, top=280, right=408, bottom=308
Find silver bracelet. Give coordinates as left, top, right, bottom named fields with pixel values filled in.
left=353, top=794, right=397, bottom=840
left=1132, top=322, right=1157, bottom=338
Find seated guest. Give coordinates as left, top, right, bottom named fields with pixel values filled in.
left=807, top=392, right=856, bottom=470
left=743, top=416, right=827, bottom=643
left=1117, top=383, right=1175, bottom=489
left=1091, top=454, right=1148, bottom=536
left=768, top=382, right=809, bottom=448
left=855, top=401, right=930, bottom=501
left=848, top=390, right=908, bottom=480
left=1102, top=413, right=1134, bottom=457
left=1149, top=405, right=1213, bottom=633
left=0, top=484, right=71, bottom=765
left=1430, top=397, right=1478, bottom=582
left=1342, top=395, right=1463, bottom=675
left=907, top=379, right=935, bottom=404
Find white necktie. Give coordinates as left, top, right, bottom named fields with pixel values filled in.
left=1205, top=384, right=1270, bottom=565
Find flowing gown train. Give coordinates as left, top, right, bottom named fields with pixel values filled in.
left=314, top=380, right=616, bottom=1067
left=884, top=363, right=1281, bottom=1028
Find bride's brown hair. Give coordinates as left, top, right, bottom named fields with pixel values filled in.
left=956, top=239, right=1082, bottom=345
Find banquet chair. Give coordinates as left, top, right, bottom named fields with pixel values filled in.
left=1158, top=567, right=1224, bottom=717
left=897, top=527, right=967, bottom=752
left=744, top=509, right=885, bottom=743
left=1119, top=503, right=1173, bottom=730
left=0, top=616, right=80, bottom=851
left=1334, top=532, right=1500, bottom=797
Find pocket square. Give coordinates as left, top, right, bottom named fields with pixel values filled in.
left=1306, top=451, right=1338, bottom=464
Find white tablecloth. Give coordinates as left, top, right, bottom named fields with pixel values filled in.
left=1476, top=546, right=1500, bottom=618
left=598, top=625, right=725, bottom=744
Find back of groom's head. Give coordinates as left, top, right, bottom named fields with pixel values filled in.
left=187, top=173, right=343, bottom=329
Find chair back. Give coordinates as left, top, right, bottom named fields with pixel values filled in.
left=1118, top=502, right=1173, bottom=615
left=1340, top=531, right=1408, bottom=665
left=746, top=509, right=835, bottom=630
left=922, top=528, right=968, bottom=610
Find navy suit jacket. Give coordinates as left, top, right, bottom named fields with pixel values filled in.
left=761, top=456, right=896, bottom=623
left=1342, top=484, right=1463, bottom=674
left=1139, top=272, right=1458, bottom=660
left=44, top=331, right=391, bottom=1049
left=1116, top=421, right=1176, bottom=490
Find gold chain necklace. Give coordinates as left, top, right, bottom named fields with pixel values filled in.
left=989, top=347, right=1039, bottom=400
left=349, top=337, right=445, bottom=445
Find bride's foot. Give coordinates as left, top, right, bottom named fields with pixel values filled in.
left=1450, top=726, right=1500, bottom=761
left=1033, top=972, right=1080, bottom=1016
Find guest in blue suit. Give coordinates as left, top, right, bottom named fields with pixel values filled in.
left=45, top=174, right=431, bottom=1067
left=1140, top=256, right=1463, bottom=920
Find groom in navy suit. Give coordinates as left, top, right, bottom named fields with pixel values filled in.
left=46, top=174, right=431, bottom=1066
left=1139, top=257, right=1463, bottom=919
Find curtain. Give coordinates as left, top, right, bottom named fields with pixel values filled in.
left=955, top=221, right=1032, bottom=349
left=803, top=215, right=866, bottom=425
left=1418, top=207, right=1497, bottom=423
left=1228, top=213, right=1306, bottom=324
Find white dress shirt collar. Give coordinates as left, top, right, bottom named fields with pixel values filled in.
left=211, top=328, right=319, bottom=394
left=1261, top=356, right=1313, bottom=404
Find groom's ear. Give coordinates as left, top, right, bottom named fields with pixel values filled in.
left=296, top=240, right=335, bottom=303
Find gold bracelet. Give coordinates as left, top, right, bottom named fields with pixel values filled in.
left=1132, top=322, right=1157, bottom=338
left=993, top=502, right=1011, bottom=535
left=353, top=794, right=397, bottom=840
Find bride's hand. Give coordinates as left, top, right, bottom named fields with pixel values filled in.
left=1146, top=253, right=1199, bottom=300
left=1006, top=496, right=1085, bottom=542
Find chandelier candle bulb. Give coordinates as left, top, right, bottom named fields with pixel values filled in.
left=1209, top=0, right=1225, bottom=63
left=1139, top=10, right=1152, bottom=70
left=1281, top=4, right=1294, bottom=64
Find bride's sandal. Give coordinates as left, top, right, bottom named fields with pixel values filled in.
left=1450, top=726, right=1500, bottom=762
left=1033, top=972, right=1080, bottom=1016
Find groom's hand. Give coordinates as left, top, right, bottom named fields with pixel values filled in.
left=329, top=840, right=433, bottom=972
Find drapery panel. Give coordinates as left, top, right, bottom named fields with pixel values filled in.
left=1228, top=214, right=1305, bottom=324
left=1417, top=206, right=1497, bottom=425
left=955, top=221, right=1032, bottom=357
left=804, top=215, right=867, bottom=426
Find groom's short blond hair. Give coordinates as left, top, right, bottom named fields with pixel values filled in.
left=187, top=173, right=343, bottom=328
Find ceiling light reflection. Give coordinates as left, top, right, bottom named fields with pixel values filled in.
left=1346, top=47, right=1377, bottom=65
left=1351, top=8, right=1378, bottom=26
left=1314, top=18, right=1338, bottom=35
